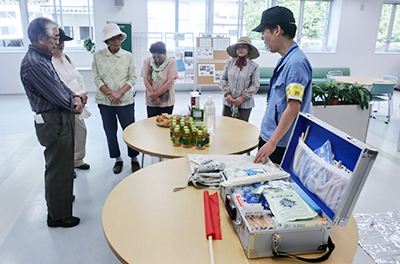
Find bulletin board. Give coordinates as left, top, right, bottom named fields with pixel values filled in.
left=196, top=37, right=230, bottom=86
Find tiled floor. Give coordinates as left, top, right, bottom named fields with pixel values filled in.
left=0, top=88, right=399, bottom=263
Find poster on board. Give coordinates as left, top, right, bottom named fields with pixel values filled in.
left=198, top=64, right=215, bottom=76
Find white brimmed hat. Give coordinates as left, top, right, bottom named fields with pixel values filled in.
left=226, top=36, right=260, bottom=60
left=102, top=23, right=127, bottom=43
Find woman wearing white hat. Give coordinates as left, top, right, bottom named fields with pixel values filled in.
left=219, top=36, right=260, bottom=122
left=92, top=23, right=140, bottom=174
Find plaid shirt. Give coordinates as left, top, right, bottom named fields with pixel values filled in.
left=219, top=57, right=260, bottom=109
left=20, top=45, right=74, bottom=114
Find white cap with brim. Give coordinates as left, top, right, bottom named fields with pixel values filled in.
left=102, top=23, right=127, bottom=43
left=226, top=36, right=260, bottom=60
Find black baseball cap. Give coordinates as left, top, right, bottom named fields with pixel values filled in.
left=252, top=6, right=295, bottom=32
left=58, top=28, right=73, bottom=41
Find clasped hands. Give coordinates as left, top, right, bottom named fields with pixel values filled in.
left=225, top=94, right=245, bottom=106
left=107, top=90, right=123, bottom=104
left=73, top=93, right=88, bottom=114
left=149, top=91, right=161, bottom=105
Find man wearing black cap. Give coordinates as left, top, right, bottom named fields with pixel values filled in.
left=20, top=17, right=82, bottom=227
left=253, top=6, right=312, bottom=164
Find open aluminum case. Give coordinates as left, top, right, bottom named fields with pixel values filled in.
left=220, top=113, right=378, bottom=259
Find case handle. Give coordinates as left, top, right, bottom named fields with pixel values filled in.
left=225, top=194, right=237, bottom=220
left=272, top=234, right=335, bottom=263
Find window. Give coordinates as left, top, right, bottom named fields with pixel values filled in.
left=376, top=2, right=400, bottom=52
left=245, top=0, right=333, bottom=51
left=79, top=26, right=93, bottom=40
left=0, top=1, right=24, bottom=48
left=26, top=0, right=94, bottom=49
left=148, top=0, right=334, bottom=53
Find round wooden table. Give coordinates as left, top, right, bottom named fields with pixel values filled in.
left=102, top=158, right=359, bottom=264
left=334, top=76, right=396, bottom=86
left=123, top=116, right=260, bottom=159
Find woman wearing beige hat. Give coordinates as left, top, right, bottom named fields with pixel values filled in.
left=219, top=36, right=260, bottom=122
left=92, top=23, right=140, bottom=174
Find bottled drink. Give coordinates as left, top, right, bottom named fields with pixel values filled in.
left=172, top=127, right=182, bottom=147
left=204, top=96, right=216, bottom=133
left=170, top=120, right=176, bottom=140
left=203, top=128, right=210, bottom=147
left=182, top=129, right=192, bottom=148
left=191, top=126, right=197, bottom=146
left=196, top=130, right=206, bottom=150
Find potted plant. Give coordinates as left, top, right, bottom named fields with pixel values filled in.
left=339, top=82, right=372, bottom=110
left=311, top=80, right=373, bottom=142
left=312, top=80, right=341, bottom=107
left=312, top=80, right=372, bottom=109
left=83, top=37, right=96, bottom=53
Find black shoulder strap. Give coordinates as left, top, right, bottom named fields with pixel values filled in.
left=273, top=237, right=335, bottom=263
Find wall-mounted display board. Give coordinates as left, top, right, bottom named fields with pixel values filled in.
left=165, top=32, right=195, bottom=90
left=196, top=37, right=230, bottom=86
left=107, top=21, right=132, bottom=52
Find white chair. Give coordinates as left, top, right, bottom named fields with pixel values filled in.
left=370, top=82, right=396, bottom=123
left=326, top=70, right=343, bottom=82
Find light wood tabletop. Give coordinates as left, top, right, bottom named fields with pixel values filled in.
left=123, top=115, right=261, bottom=159
left=102, top=158, right=359, bottom=264
left=334, top=76, right=396, bottom=86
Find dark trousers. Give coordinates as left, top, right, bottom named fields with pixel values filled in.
left=98, top=104, right=139, bottom=158
left=258, top=137, right=286, bottom=164
left=222, top=105, right=252, bottom=122
left=147, top=105, right=174, bottom=118
left=35, top=109, right=75, bottom=221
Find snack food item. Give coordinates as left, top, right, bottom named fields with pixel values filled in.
left=156, top=113, right=174, bottom=126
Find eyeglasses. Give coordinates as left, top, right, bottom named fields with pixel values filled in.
left=236, top=44, right=248, bottom=50
left=109, top=35, right=123, bottom=42
left=49, top=35, right=60, bottom=41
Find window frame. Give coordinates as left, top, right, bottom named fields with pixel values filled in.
left=377, top=1, right=400, bottom=53
left=0, top=0, right=94, bottom=51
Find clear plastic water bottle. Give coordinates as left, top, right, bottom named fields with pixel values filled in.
left=204, top=96, right=216, bottom=133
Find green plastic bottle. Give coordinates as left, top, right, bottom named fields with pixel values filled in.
left=203, top=128, right=210, bottom=147
left=191, top=126, right=197, bottom=146
left=182, top=128, right=192, bottom=148
left=172, top=127, right=182, bottom=147
left=196, top=130, right=205, bottom=150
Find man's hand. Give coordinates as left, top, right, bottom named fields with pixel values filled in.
left=254, top=140, right=276, bottom=164
left=225, top=93, right=234, bottom=104
left=233, top=96, right=245, bottom=106
left=73, top=97, right=83, bottom=114
left=81, top=93, right=88, bottom=105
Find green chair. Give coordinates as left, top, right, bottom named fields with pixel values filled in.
left=370, top=82, right=396, bottom=123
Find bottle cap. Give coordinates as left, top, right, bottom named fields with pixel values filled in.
left=175, top=127, right=180, bottom=132
left=198, top=130, right=203, bottom=135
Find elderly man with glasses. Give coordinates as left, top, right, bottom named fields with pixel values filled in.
left=20, top=17, right=83, bottom=228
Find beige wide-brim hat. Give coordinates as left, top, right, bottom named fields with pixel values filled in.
left=226, top=36, right=260, bottom=60
left=102, top=23, right=127, bottom=43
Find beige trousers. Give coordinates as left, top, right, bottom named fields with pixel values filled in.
left=74, top=116, right=87, bottom=167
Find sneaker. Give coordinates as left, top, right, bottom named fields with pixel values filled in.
left=47, top=215, right=80, bottom=228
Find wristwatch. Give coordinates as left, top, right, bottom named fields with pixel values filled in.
left=72, top=94, right=83, bottom=103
